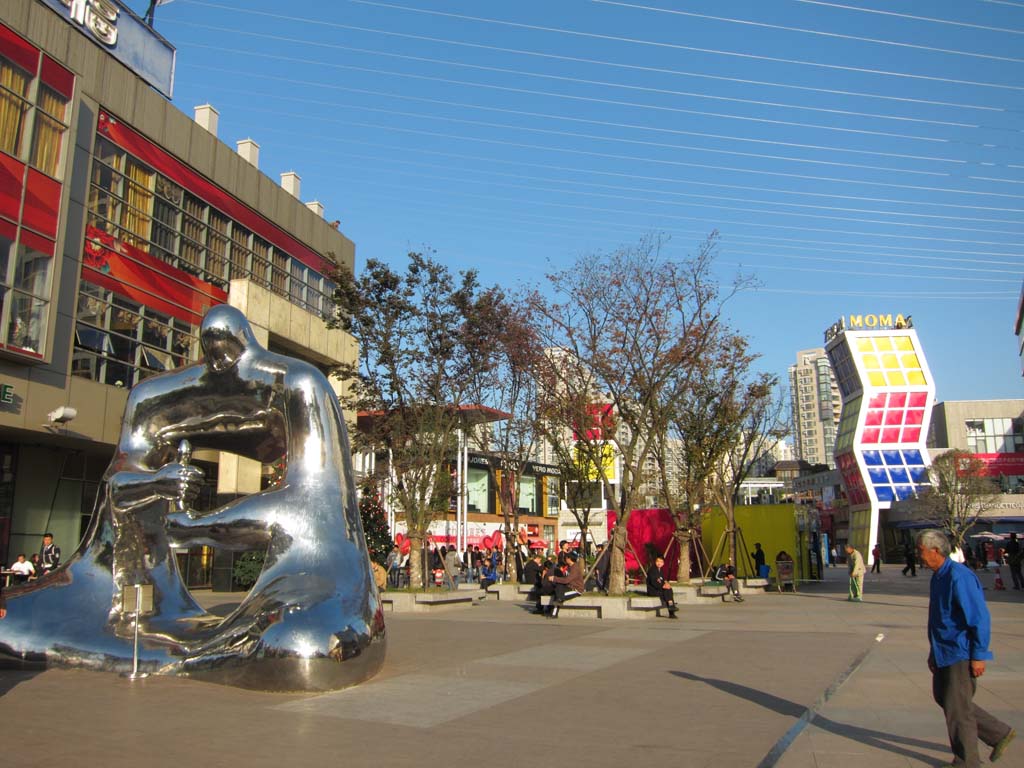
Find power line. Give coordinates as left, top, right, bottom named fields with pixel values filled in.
left=342, top=0, right=1024, bottom=92
left=794, top=0, right=1024, bottom=34
left=168, top=25, right=988, bottom=130
left=198, top=100, right=1024, bottom=218
left=593, top=0, right=1024, bottom=62
left=171, top=3, right=1008, bottom=115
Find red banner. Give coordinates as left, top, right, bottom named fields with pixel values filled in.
left=83, top=224, right=227, bottom=325
left=973, top=453, right=1024, bottom=477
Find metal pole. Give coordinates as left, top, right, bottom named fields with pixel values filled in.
left=126, top=584, right=148, bottom=680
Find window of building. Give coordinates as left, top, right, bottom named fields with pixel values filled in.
left=72, top=282, right=198, bottom=388
left=546, top=476, right=560, bottom=515
left=466, top=466, right=489, bottom=513
left=0, top=56, right=30, bottom=158
left=87, top=130, right=334, bottom=319
left=965, top=418, right=1024, bottom=454
left=5, top=233, right=52, bottom=353
left=30, top=84, right=69, bottom=178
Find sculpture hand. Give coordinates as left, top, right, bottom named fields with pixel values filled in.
left=153, top=462, right=205, bottom=506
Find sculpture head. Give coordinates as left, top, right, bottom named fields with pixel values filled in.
left=201, top=305, right=259, bottom=372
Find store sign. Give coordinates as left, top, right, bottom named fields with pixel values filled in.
left=41, top=0, right=176, bottom=98
left=0, top=384, right=13, bottom=404
left=824, top=313, right=914, bottom=342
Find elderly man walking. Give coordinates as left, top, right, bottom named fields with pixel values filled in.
left=846, top=544, right=865, bottom=601
left=917, top=529, right=1016, bottom=767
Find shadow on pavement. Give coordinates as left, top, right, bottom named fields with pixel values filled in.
left=670, top=670, right=946, bottom=763
left=0, top=670, right=40, bottom=697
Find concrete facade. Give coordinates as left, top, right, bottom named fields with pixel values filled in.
left=0, top=0, right=357, bottom=567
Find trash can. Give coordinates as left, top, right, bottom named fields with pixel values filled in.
left=759, top=564, right=771, bottom=579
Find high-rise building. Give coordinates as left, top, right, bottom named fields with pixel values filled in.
left=788, top=348, right=841, bottom=469
left=825, top=315, right=935, bottom=556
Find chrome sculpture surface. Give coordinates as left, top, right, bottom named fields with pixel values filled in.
left=0, top=305, right=385, bottom=691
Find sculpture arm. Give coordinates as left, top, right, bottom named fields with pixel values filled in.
left=109, top=463, right=205, bottom=512
left=165, top=492, right=276, bottom=550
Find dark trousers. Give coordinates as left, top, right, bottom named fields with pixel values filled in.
left=932, top=660, right=1011, bottom=768
left=655, top=590, right=677, bottom=614
left=902, top=558, right=916, bottom=576
left=1010, top=562, right=1023, bottom=590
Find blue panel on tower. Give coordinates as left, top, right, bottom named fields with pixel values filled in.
left=895, top=485, right=916, bottom=500
left=883, top=450, right=902, bottom=466
left=862, top=451, right=883, bottom=466
left=875, top=486, right=895, bottom=502
left=902, top=449, right=924, bottom=465
left=889, top=468, right=909, bottom=484
left=869, top=468, right=889, bottom=484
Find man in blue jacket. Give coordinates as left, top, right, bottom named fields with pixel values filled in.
left=917, top=529, right=1015, bottom=767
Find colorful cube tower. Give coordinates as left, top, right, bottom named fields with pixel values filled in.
left=825, top=319, right=935, bottom=557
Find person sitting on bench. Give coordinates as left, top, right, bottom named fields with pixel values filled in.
left=547, top=551, right=585, bottom=618
left=715, top=558, right=744, bottom=602
left=646, top=555, right=678, bottom=618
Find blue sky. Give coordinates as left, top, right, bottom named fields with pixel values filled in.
left=139, top=0, right=1023, bottom=401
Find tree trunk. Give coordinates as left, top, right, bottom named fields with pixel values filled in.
left=608, top=523, right=629, bottom=594
left=408, top=534, right=425, bottom=589
left=673, top=527, right=692, bottom=583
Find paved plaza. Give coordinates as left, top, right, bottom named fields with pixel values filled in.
left=1, top=564, right=1021, bottom=767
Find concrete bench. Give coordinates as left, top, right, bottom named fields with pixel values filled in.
left=380, top=590, right=485, bottom=612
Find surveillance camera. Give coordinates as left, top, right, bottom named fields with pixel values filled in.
left=47, top=406, right=77, bottom=424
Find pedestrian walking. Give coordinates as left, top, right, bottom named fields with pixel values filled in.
left=846, top=544, right=865, bottom=601
left=916, top=529, right=1016, bottom=767
left=902, top=540, right=917, bottom=576
left=1006, top=533, right=1022, bottom=591
left=871, top=544, right=882, bottom=574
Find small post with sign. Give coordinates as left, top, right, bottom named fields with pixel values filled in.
left=121, top=583, right=153, bottom=680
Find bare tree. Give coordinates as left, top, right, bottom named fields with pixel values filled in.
left=461, top=288, right=544, bottom=580
left=914, top=450, right=1001, bottom=553
left=529, top=233, right=748, bottom=593
left=329, top=252, right=486, bottom=588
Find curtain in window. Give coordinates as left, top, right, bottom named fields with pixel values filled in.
left=121, top=157, right=153, bottom=249
left=206, top=211, right=229, bottom=280
left=30, top=85, right=67, bottom=177
left=229, top=225, right=250, bottom=280
left=271, top=251, right=288, bottom=295
left=0, top=60, right=29, bottom=157
left=180, top=194, right=205, bottom=268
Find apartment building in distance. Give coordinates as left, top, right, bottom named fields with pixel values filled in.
left=788, top=348, right=841, bottom=469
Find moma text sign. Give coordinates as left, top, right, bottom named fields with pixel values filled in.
left=824, top=313, right=914, bottom=343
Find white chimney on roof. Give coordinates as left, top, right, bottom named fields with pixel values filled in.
left=305, top=200, right=324, bottom=218
left=194, top=104, right=219, bottom=136
left=280, top=171, right=300, bottom=199
left=237, top=138, right=259, bottom=168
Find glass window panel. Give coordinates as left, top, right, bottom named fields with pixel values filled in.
left=251, top=237, right=270, bottom=284
left=271, top=251, right=288, bottom=295
left=140, top=346, right=172, bottom=371
left=12, top=240, right=52, bottom=297
left=75, top=324, right=113, bottom=354
left=206, top=211, right=229, bottom=281
left=0, top=229, right=13, bottom=283
left=0, top=57, right=31, bottom=158
left=30, top=85, right=68, bottom=178
left=229, top=224, right=251, bottom=280
left=142, top=312, right=170, bottom=347
left=6, top=290, right=47, bottom=352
